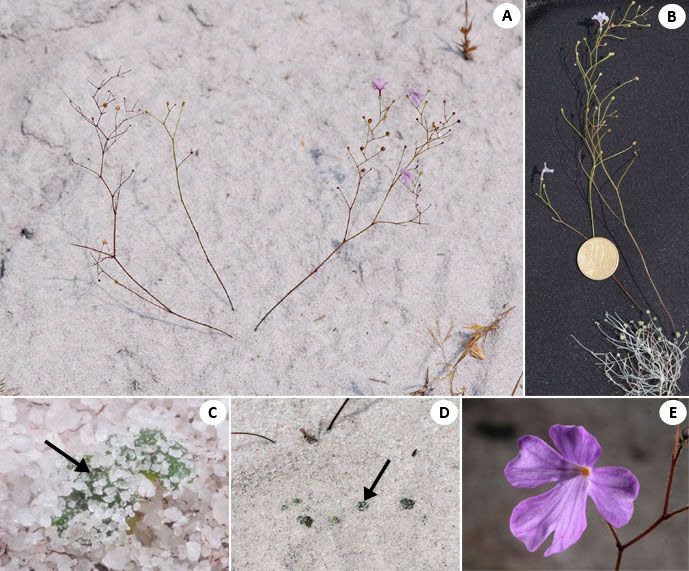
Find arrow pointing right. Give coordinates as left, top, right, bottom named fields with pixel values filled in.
left=44, top=440, right=90, bottom=473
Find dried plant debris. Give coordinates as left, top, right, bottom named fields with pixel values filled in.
left=0, top=378, right=17, bottom=396
left=574, top=311, right=689, bottom=396
left=413, top=306, right=513, bottom=395
left=299, top=427, right=319, bottom=444
left=456, top=0, right=478, bottom=61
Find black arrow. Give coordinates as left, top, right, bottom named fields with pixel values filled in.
left=44, top=440, right=90, bottom=473
left=363, top=459, right=391, bottom=501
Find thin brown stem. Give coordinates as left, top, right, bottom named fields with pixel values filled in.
left=254, top=241, right=345, bottom=331
left=231, top=432, right=276, bottom=444
left=327, top=398, right=351, bottom=431
left=149, top=104, right=235, bottom=311
left=510, top=373, right=523, bottom=396
left=609, top=426, right=688, bottom=570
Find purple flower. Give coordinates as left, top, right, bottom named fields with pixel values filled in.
left=505, top=424, right=639, bottom=557
left=406, top=87, right=424, bottom=107
left=540, top=162, right=554, bottom=183
left=592, top=11, right=609, bottom=28
left=372, top=79, right=388, bottom=96
left=399, top=167, right=415, bottom=186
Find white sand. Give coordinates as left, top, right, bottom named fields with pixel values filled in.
left=231, top=397, right=460, bottom=569
left=0, top=398, right=229, bottom=569
left=0, top=0, right=523, bottom=395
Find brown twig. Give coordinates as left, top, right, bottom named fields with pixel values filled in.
left=456, top=0, right=479, bottom=61
left=253, top=90, right=459, bottom=331
left=327, top=398, right=351, bottom=431
left=0, top=378, right=17, bottom=396
left=607, top=425, right=689, bottom=570
left=65, top=69, right=232, bottom=338
left=409, top=367, right=432, bottom=396
left=231, top=432, right=276, bottom=444
left=415, top=306, right=513, bottom=395
left=510, top=373, right=523, bottom=396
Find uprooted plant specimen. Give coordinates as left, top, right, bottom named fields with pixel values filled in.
left=535, top=4, right=684, bottom=394
left=412, top=306, right=513, bottom=395
left=65, top=69, right=233, bottom=338
left=253, top=80, right=460, bottom=330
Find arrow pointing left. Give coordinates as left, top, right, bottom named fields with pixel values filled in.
left=44, top=440, right=90, bottom=473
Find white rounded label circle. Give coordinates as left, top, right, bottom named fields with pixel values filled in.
left=431, top=399, right=458, bottom=426
left=659, top=4, right=686, bottom=29
left=200, top=399, right=227, bottom=425
left=659, top=400, right=687, bottom=425
left=493, top=3, right=521, bottom=29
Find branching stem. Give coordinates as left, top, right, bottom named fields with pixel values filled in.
left=254, top=91, right=458, bottom=330
left=66, top=70, right=232, bottom=338
left=147, top=103, right=235, bottom=311
left=536, top=3, right=676, bottom=331
left=607, top=425, right=689, bottom=570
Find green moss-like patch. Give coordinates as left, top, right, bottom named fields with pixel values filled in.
left=400, top=498, right=415, bottom=510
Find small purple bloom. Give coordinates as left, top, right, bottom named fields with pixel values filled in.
left=505, top=424, right=639, bottom=557
left=540, top=162, right=554, bottom=183
left=406, top=87, right=424, bottom=107
left=592, top=11, right=609, bottom=28
left=399, top=167, right=415, bottom=186
left=372, top=79, right=388, bottom=96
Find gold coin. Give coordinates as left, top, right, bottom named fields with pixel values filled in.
left=577, top=237, right=619, bottom=280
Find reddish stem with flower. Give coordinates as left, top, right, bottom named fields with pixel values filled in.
left=253, top=80, right=459, bottom=331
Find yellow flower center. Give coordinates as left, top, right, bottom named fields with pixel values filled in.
left=580, top=466, right=591, bottom=476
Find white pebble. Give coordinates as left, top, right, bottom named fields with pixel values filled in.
left=102, top=547, right=131, bottom=570
left=186, top=541, right=201, bottom=562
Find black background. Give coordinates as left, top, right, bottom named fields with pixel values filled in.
left=526, top=0, right=689, bottom=395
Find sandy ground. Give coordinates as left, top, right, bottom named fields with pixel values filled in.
left=0, top=398, right=229, bottom=570
left=230, top=397, right=460, bottom=569
left=0, top=0, right=523, bottom=396
left=462, top=398, right=689, bottom=571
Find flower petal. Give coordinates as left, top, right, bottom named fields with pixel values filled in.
left=589, top=466, right=639, bottom=528
left=505, top=435, right=580, bottom=488
left=548, top=424, right=601, bottom=466
left=510, top=476, right=589, bottom=556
